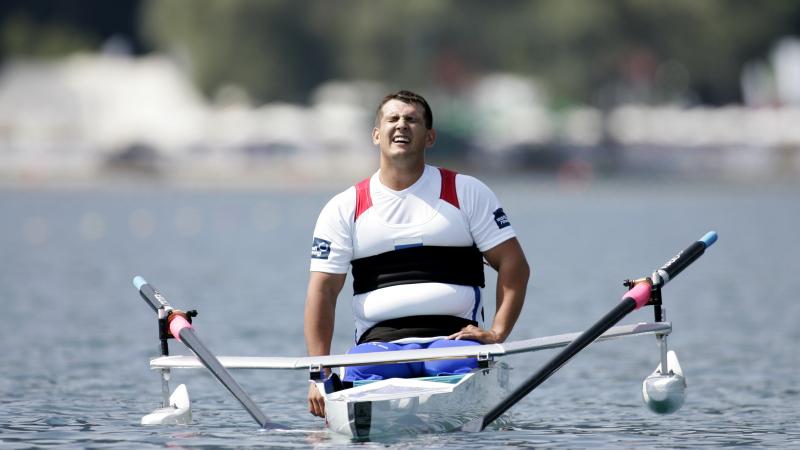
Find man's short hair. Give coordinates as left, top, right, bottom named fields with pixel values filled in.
left=375, top=90, right=433, bottom=129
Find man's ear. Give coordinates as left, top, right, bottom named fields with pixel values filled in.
left=372, top=127, right=380, bottom=145
left=425, top=128, right=436, bottom=148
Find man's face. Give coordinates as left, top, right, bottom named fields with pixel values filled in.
left=372, top=99, right=435, bottom=164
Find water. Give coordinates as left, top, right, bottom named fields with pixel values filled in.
left=1, top=178, right=799, bottom=448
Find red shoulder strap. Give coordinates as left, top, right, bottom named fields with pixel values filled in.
left=438, top=167, right=460, bottom=209
left=354, top=176, right=373, bottom=222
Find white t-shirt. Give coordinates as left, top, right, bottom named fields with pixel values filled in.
left=310, top=165, right=515, bottom=342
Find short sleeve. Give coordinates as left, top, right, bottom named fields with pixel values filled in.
left=309, top=188, right=354, bottom=274
left=457, top=175, right=516, bottom=252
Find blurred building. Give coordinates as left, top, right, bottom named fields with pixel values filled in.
left=0, top=51, right=798, bottom=185
left=0, top=53, right=376, bottom=185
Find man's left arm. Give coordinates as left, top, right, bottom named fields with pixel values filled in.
left=449, top=237, right=529, bottom=343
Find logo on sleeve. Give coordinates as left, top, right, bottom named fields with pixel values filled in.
left=493, top=208, right=510, bottom=229
left=311, top=237, right=331, bottom=259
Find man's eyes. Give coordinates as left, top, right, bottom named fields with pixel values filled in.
left=386, top=115, right=418, bottom=123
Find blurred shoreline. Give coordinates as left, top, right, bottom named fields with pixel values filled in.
left=2, top=54, right=799, bottom=190
left=2, top=160, right=798, bottom=193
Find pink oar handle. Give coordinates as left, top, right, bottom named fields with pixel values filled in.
left=169, top=314, right=193, bottom=342
left=624, top=282, right=652, bottom=310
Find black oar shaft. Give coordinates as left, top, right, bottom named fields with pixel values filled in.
left=657, top=231, right=717, bottom=285
left=137, top=282, right=166, bottom=313
left=178, top=327, right=274, bottom=429
left=477, top=298, right=637, bottom=430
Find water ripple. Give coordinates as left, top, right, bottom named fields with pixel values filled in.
left=2, top=185, right=799, bottom=448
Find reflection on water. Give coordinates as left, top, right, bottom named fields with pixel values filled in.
left=1, top=179, right=798, bottom=448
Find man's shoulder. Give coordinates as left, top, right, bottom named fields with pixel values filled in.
left=322, top=185, right=357, bottom=212
left=447, top=170, right=492, bottom=194
left=431, top=166, right=482, bottom=184
left=318, top=172, right=377, bottom=219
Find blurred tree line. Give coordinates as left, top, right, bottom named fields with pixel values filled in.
left=2, top=0, right=799, bottom=106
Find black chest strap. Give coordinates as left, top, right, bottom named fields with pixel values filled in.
left=350, top=245, right=485, bottom=295
left=358, top=315, right=477, bottom=344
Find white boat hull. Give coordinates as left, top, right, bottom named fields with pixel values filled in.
left=322, top=364, right=510, bottom=438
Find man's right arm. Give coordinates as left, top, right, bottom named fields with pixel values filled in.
left=304, top=271, right=346, bottom=417
left=304, top=271, right=346, bottom=356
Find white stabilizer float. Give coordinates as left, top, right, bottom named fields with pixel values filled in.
left=642, top=350, right=686, bottom=414
left=141, top=383, right=192, bottom=425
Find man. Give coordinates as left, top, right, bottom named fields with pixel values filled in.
left=304, top=90, right=529, bottom=418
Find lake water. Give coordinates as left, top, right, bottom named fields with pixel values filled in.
left=1, top=177, right=798, bottom=448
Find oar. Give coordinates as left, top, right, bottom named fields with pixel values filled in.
left=462, top=231, right=717, bottom=432
left=134, top=276, right=285, bottom=429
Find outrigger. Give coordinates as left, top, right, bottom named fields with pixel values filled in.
left=135, top=231, right=717, bottom=438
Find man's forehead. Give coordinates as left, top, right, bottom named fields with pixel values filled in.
left=380, top=99, right=424, bottom=116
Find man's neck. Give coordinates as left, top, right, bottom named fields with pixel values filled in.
left=378, top=161, right=426, bottom=191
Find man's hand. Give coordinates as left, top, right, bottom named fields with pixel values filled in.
left=448, top=324, right=502, bottom=344
left=308, top=383, right=326, bottom=418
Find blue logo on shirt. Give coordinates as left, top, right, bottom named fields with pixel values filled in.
left=311, top=237, right=331, bottom=259
left=493, top=208, right=510, bottom=229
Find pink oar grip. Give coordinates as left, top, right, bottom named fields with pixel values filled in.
left=169, top=315, right=193, bottom=343
left=623, top=282, right=652, bottom=310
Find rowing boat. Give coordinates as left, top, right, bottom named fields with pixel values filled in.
left=148, top=322, right=671, bottom=437
left=133, top=231, right=717, bottom=438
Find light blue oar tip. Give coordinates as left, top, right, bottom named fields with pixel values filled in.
left=133, top=276, right=147, bottom=291
left=700, top=231, right=718, bottom=248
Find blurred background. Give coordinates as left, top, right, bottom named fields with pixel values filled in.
left=2, top=0, right=800, bottom=186
left=2, top=2, right=799, bottom=446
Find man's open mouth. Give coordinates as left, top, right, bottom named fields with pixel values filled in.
left=392, top=135, right=411, bottom=144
